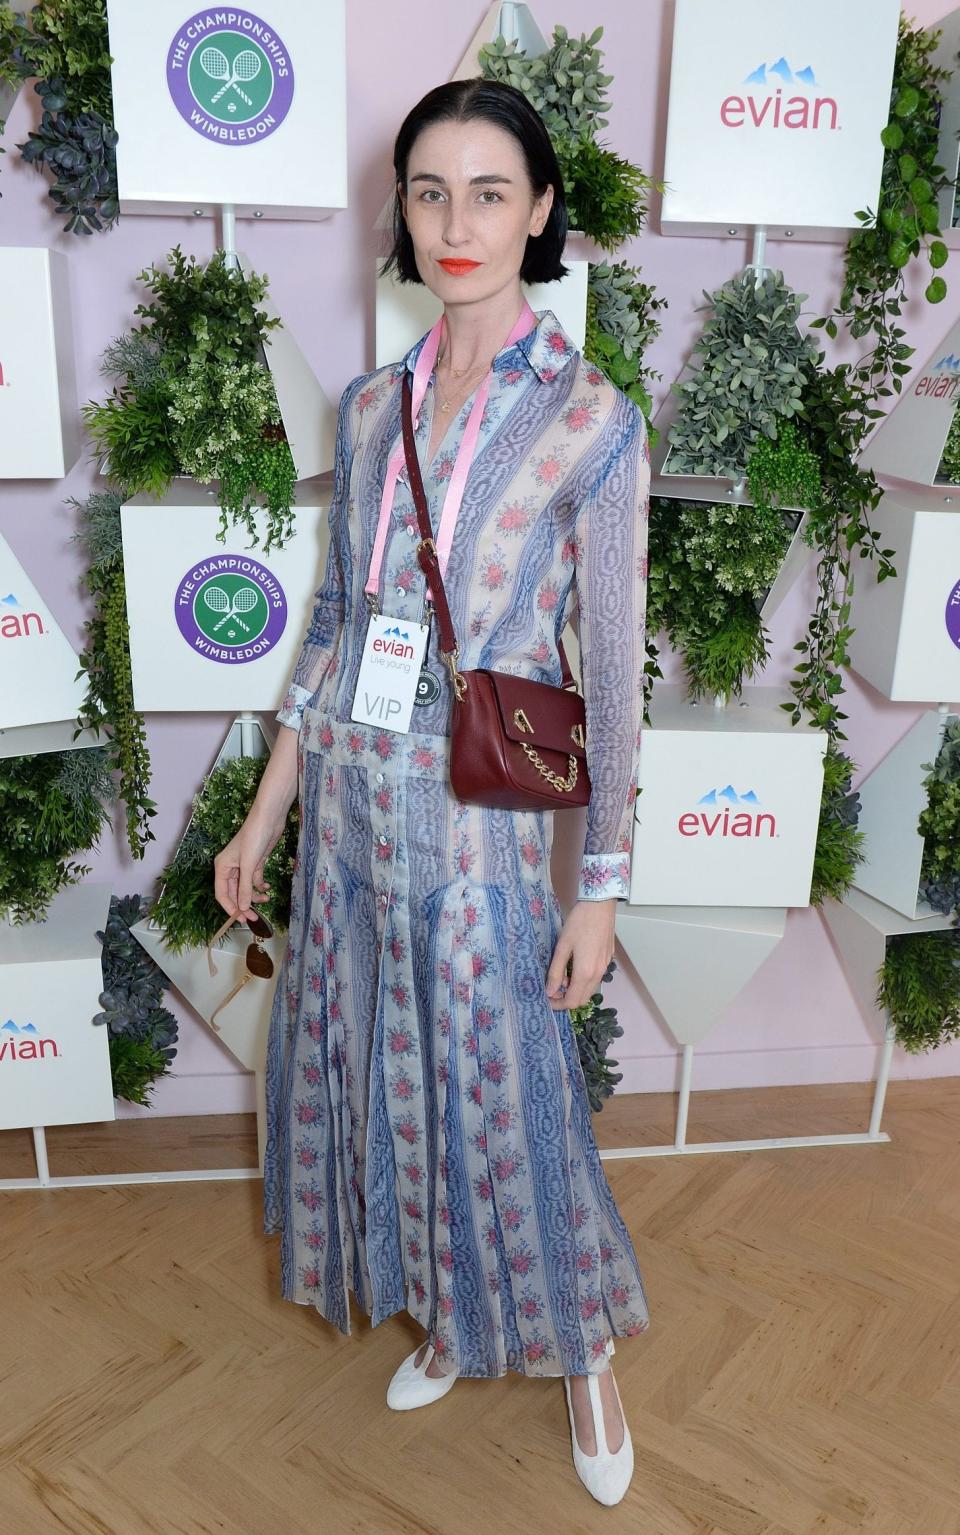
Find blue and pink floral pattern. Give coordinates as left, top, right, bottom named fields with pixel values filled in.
left=264, top=309, right=651, bottom=1376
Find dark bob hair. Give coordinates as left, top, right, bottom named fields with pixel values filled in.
left=378, top=77, right=570, bottom=287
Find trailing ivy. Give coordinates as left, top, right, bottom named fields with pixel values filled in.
left=0, top=745, right=113, bottom=923
left=94, top=893, right=179, bottom=1106
left=152, top=755, right=299, bottom=953
left=70, top=487, right=156, bottom=859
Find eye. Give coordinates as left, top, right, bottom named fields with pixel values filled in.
left=479, top=190, right=502, bottom=203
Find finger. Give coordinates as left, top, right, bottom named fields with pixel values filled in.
left=545, top=937, right=573, bottom=997
left=215, top=860, right=239, bottom=916
left=236, top=862, right=256, bottom=922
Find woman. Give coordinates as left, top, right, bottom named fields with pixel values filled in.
left=215, top=77, right=651, bottom=1507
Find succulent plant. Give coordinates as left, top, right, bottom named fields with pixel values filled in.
left=666, top=268, right=821, bottom=479
left=18, top=76, right=119, bottom=235
left=94, top=893, right=179, bottom=1105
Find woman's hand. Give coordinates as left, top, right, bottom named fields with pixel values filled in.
left=214, top=810, right=287, bottom=923
left=545, top=899, right=617, bottom=1011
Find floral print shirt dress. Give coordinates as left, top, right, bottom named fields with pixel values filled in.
left=262, top=307, right=652, bottom=1377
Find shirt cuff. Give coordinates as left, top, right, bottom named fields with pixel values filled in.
left=275, top=682, right=314, bottom=732
left=577, top=853, right=631, bottom=902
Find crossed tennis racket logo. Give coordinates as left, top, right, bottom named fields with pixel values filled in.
left=198, top=44, right=263, bottom=108
left=203, top=583, right=260, bottom=633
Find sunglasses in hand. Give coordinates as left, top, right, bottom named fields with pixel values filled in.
left=207, top=908, right=276, bottom=1031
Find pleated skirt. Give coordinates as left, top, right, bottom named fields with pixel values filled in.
left=262, top=704, right=651, bottom=1377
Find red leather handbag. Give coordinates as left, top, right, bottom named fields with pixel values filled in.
left=400, top=369, right=591, bottom=811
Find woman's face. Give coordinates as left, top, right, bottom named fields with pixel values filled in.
left=398, top=118, right=553, bottom=302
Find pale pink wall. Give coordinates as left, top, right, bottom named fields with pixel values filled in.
left=0, top=0, right=957, bottom=1121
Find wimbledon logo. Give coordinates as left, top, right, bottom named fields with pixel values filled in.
left=721, top=56, right=838, bottom=132
left=166, top=8, right=294, bottom=144
left=174, top=554, right=287, bottom=665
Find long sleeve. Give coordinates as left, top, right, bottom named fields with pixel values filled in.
left=573, top=398, right=650, bottom=902
left=276, top=381, right=357, bottom=732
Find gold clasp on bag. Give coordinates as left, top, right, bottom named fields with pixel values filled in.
left=513, top=707, right=533, bottom=734
left=443, top=644, right=467, bottom=701
left=571, top=722, right=585, bottom=748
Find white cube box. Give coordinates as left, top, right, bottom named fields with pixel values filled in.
left=105, top=0, right=347, bottom=219
left=629, top=684, right=827, bottom=906
left=0, top=247, right=79, bottom=479
left=0, top=883, right=116, bottom=1133
left=120, top=480, right=332, bottom=712
left=846, top=491, right=960, bottom=702
left=660, top=0, right=899, bottom=240
left=858, top=317, right=960, bottom=488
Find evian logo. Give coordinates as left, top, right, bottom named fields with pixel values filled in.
left=678, top=783, right=777, bottom=839
left=0, top=592, right=45, bottom=639
left=721, top=57, right=838, bottom=132
left=0, top=1018, right=60, bottom=1062
left=373, top=623, right=415, bottom=660
left=915, top=352, right=960, bottom=401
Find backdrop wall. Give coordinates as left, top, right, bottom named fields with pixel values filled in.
left=1, top=0, right=957, bottom=1120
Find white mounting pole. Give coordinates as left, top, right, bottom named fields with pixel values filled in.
left=221, top=203, right=238, bottom=267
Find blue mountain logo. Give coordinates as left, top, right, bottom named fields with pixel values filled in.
left=698, top=784, right=761, bottom=806
left=384, top=624, right=410, bottom=640
left=2, top=1019, right=39, bottom=1033
left=1, top=592, right=22, bottom=608
left=744, top=57, right=818, bottom=87
left=934, top=353, right=960, bottom=373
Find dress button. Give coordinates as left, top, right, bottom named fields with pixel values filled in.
left=406, top=525, right=415, bottom=536
left=396, top=586, right=404, bottom=596
left=375, top=772, right=384, bottom=782
left=379, top=834, right=388, bottom=845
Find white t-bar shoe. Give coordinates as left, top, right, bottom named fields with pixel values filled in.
left=563, top=1363, right=634, bottom=1506
left=386, top=1342, right=459, bottom=1410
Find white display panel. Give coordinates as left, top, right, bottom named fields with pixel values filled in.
left=859, top=318, right=960, bottom=488
left=0, top=531, right=91, bottom=754
left=0, top=883, right=115, bottom=1132
left=846, top=494, right=960, bottom=703
left=0, top=247, right=79, bottom=478
left=106, top=0, right=347, bottom=219
left=629, top=685, right=826, bottom=907
left=121, top=484, right=332, bottom=711
left=660, top=0, right=900, bottom=239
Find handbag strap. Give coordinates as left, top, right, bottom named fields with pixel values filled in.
left=400, top=368, right=576, bottom=690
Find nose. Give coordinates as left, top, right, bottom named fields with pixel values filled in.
left=440, top=194, right=473, bottom=247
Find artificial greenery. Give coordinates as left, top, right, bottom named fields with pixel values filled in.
left=809, top=744, right=866, bottom=906
left=0, top=0, right=118, bottom=233
left=666, top=268, right=820, bottom=478
left=877, top=930, right=960, bottom=1053
left=83, top=246, right=297, bottom=551
left=567, top=957, right=624, bottom=1112
left=745, top=418, right=821, bottom=516
left=917, top=715, right=960, bottom=926
left=152, top=755, right=299, bottom=954
left=647, top=496, right=795, bottom=701
left=94, top=893, right=179, bottom=1106
left=0, top=746, right=113, bottom=924
left=584, top=259, right=666, bottom=431
left=478, top=22, right=665, bottom=436
left=71, top=487, right=155, bottom=859
left=937, top=399, right=960, bottom=484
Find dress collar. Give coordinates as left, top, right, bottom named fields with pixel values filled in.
left=399, top=306, right=577, bottom=383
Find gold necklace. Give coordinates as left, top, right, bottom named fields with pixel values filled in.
left=435, top=344, right=492, bottom=413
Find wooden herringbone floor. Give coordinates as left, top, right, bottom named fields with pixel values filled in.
left=1, top=1079, right=958, bottom=1534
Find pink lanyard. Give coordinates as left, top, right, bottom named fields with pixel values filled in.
left=365, top=299, right=537, bottom=608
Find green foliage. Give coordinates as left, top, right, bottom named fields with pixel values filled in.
left=478, top=23, right=613, bottom=140
left=94, top=893, right=179, bottom=1106
left=647, top=495, right=794, bottom=701
left=877, top=930, right=960, bottom=1053
left=71, top=488, right=156, bottom=858
left=567, top=958, right=624, bottom=1112
left=917, top=716, right=960, bottom=923
left=840, top=15, right=952, bottom=326
left=745, top=418, right=821, bottom=514
left=809, top=744, right=866, bottom=905
left=1, top=1, right=117, bottom=233
left=936, top=399, right=960, bottom=484
left=553, top=129, right=658, bottom=249
left=152, top=756, right=299, bottom=953
left=584, top=260, right=666, bottom=433
left=82, top=246, right=296, bottom=552
left=666, top=269, right=821, bottom=477
left=0, top=746, right=114, bottom=923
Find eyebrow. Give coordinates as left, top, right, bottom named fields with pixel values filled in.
left=408, top=173, right=514, bottom=185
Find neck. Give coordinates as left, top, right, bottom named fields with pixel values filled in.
left=438, top=286, right=528, bottom=374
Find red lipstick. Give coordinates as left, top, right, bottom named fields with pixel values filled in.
left=437, top=259, right=482, bottom=275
